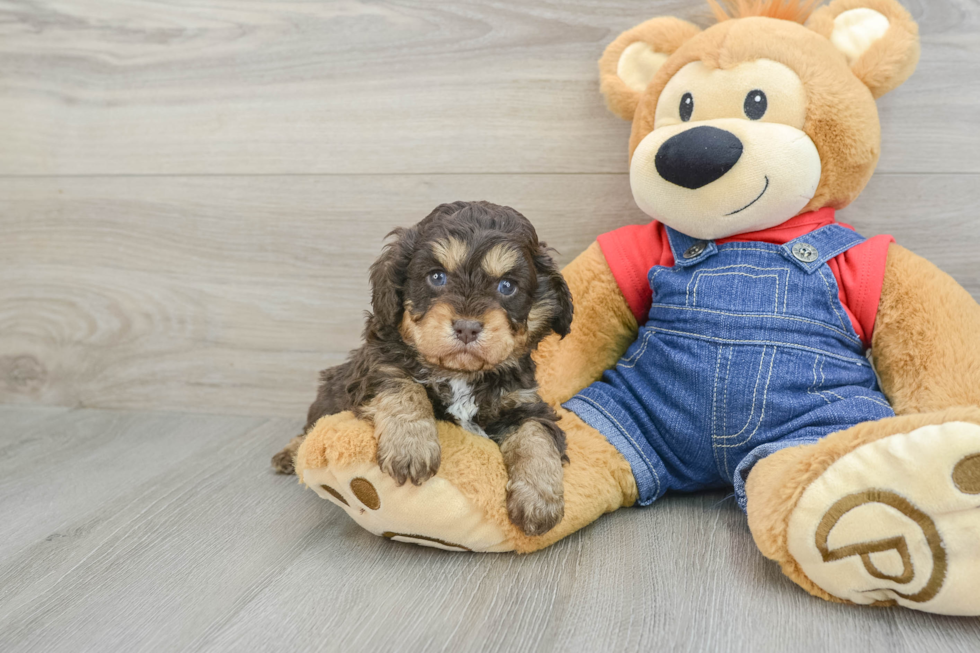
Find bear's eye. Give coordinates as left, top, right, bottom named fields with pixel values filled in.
left=744, top=90, right=767, bottom=120
left=679, top=92, right=694, bottom=122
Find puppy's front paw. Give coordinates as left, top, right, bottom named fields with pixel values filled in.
left=377, top=418, right=441, bottom=486
left=271, top=435, right=305, bottom=475
left=271, top=448, right=296, bottom=475
left=506, top=474, right=564, bottom=537
left=501, top=420, right=566, bottom=536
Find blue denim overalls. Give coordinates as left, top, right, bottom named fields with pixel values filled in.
left=565, top=224, right=895, bottom=510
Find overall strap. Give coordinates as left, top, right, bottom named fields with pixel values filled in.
left=665, top=226, right=717, bottom=268
left=780, top=224, right=866, bottom=274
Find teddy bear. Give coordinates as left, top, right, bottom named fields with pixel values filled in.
left=292, top=0, right=980, bottom=616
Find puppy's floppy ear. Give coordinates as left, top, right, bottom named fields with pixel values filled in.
left=599, top=17, right=701, bottom=121
left=808, top=0, right=920, bottom=98
left=369, top=226, right=418, bottom=331
left=533, top=244, right=574, bottom=338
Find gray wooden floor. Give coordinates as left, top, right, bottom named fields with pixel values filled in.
left=3, top=0, right=980, bottom=650
left=2, top=405, right=979, bottom=653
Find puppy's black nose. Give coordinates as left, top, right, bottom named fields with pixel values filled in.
left=655, top=126, right=743, bottom=190
left=453, top=319, right=483, bottom=344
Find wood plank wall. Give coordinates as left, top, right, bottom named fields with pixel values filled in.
left=1, top=0, right=978, bottom=417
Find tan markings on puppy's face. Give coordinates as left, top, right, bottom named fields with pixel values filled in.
left=430, top=237, right=469, bottom=272
left=630, top=58, right=821, bottom=240
left=400, top=302, right=522, bottom=372
left=478, top=308, right=522, bottom=367
left=481, top=244, right=520, bottom=278
left=526, top=297, right=559, bottom=339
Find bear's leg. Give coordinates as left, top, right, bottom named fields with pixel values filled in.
left=293, top=408, right=637, bottom=553
left=745, top=407, right=980, bottom=615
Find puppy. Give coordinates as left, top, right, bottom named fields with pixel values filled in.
left=272, top=201, right=574, bottom=536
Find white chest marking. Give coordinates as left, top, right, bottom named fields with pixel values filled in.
left=446, top=378, right=487, bottom=437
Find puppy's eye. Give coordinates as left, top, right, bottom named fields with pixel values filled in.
left=679, top=92, right=694, bottom=122
left=497, top=279, right=517, bottom=296
left=428, top=270, right=447, bottom=287
left=744, top=90, right=767, bottom=120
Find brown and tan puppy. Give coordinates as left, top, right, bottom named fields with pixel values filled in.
left=272, top=201, right=574, bottom=536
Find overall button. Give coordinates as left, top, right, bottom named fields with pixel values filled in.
left=792, top=242, right=819, bottom=263
left=684, top=241, right=708, bottom=259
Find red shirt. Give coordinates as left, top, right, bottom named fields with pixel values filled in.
left=596, top=208, right=894, bottom=347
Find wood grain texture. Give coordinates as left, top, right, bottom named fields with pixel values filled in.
left=2, top=0, right=979, bottom=418
left=0, top=0, right=977, bottom=176
left=2, top=173, right=978, bottom=416
left=0, top=173, right=639, bottom=416
left=1, top=406, right=978, bottom=653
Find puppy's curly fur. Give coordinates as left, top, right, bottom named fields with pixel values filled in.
left=272, top=201, right=574, bottom=536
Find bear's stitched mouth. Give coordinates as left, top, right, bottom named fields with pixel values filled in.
left=725, top=176, right=770, bottom=216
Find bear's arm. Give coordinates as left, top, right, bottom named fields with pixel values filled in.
left=533, top=241, right=639, bottom=406
left=872, top=243, right=980, bottom=414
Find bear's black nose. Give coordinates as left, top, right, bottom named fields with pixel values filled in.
left=655, top=126, right=743, bottom=190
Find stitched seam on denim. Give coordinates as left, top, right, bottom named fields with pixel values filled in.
left=649, top=267, right=667, bottom=304
left=573, top=395, right=662, bottom=497
left=809, top=238, right=864, bottom=268
left=722, top=347, right=763, bottom=439
left=814, top=357, right=848, bottom=402
left=816, top=266, right=850, bottom=332
left=714, top=347, right=776, bottom=451
left=647, top=326, right=870, bottom=365
left=692, top=271, right=781, bottom=310
left=805, top=356, right=892, bottom=410
left=866, top=349, right=876, bottom=389
left=782, top=226, right=865, bottom=271
left=724, top=347, right=733, bottom=435
left=649, top=267, right=666, bottom=288
left=711, top=346, right=724, bottom=475
left=783, top=271, right=788, bottom=313
left=617, top=330, right=654, bottom=369
left=807, top=355, right=832, bottom=405
left=811, top=358, right=888, bottom=407
left=688, top=264, right=789, bottom=273
left=666, top=229, right=712, bottom=265
left=856, top=395, right=893, bottom=409
left=648, top=305, right=863, bottom=346
left=685, top=265, right=787, bottom=309
left=691, top=271, right=782, bottom=312
left=817, top=357, right=842, bottom=403
left=711, top=346, right=735, bottom=476
left=714, top=346, right=773, bottom=443
left=665, top=229, right=684, bottom=262
left=678, top=245, right=716, bottom=267
left=718, top=246, right=781, bottom=255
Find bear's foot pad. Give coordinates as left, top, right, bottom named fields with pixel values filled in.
left=787, top=422, right=980, bottom=615
left=303, top=462, right=513, bottom=553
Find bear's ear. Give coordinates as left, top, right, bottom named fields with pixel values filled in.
left=599, top=17, right=702, bottom=121
left=808, top=0, right=920, bottom=98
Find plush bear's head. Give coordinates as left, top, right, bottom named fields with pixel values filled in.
left=600, top=0, right=919, bottom=240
